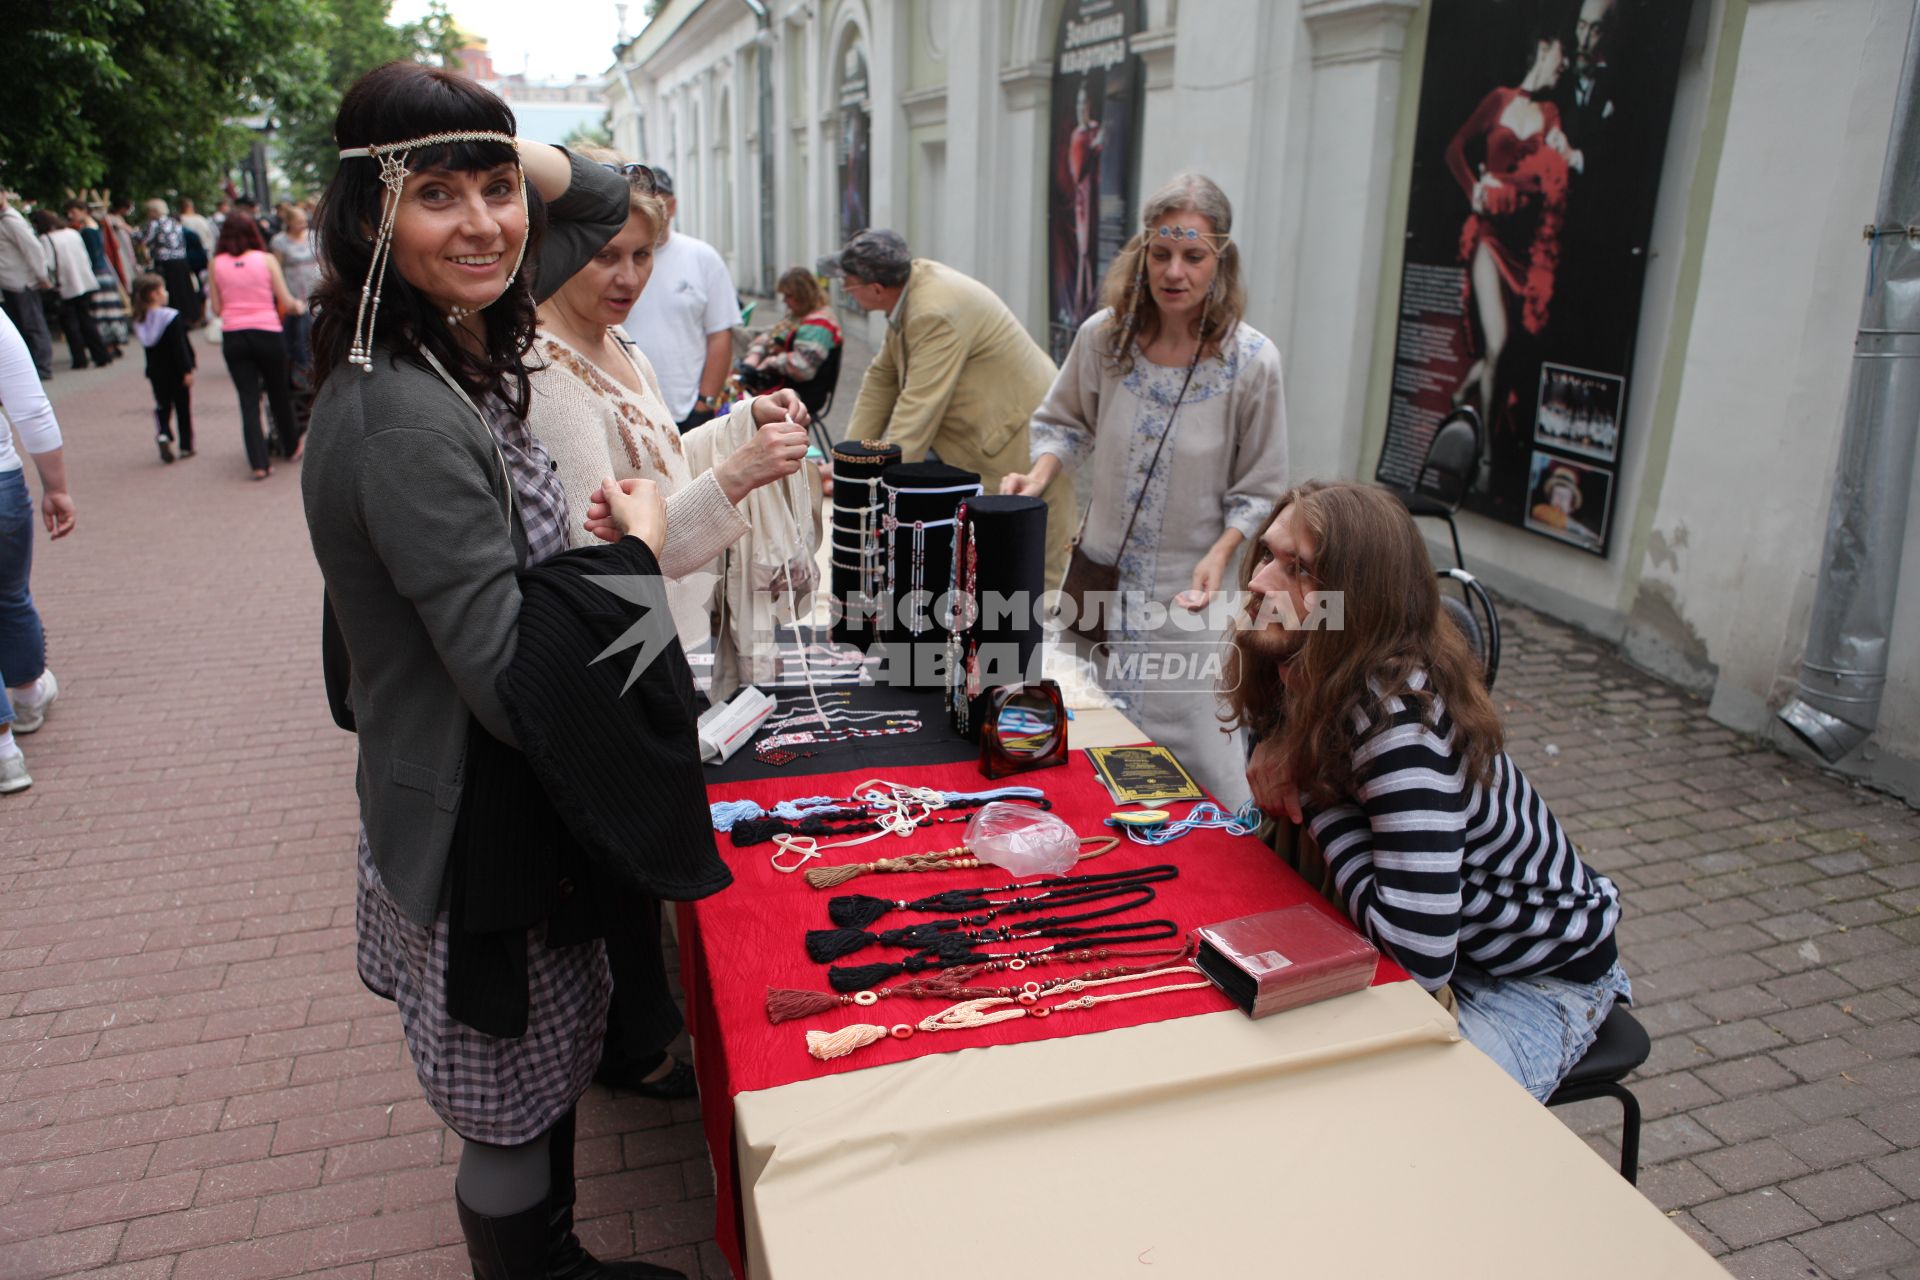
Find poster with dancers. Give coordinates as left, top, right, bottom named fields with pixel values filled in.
left=1375, top=0, right=1693, bottom=556
left=838, top=42, right=871, bottom=245
left=1046, top=0, right=1142, bottom=364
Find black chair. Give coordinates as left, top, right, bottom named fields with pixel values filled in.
left=1546, top=1004, right=1651, bottom=1183
left=1385, top=406, right=1481, bottom=570
left=796, top=340, right=844, bottom=456
left=1437, top=566, right=1501, bottom=689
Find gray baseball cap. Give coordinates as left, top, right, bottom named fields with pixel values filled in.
left=817, top=228, right=911, bottom=286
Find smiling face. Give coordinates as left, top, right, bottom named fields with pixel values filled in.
left=554, top=206, right=657, bottom=328
left=1145, top=211, right=1221, bottom=328
left=387, top=162, right=524, bottom=319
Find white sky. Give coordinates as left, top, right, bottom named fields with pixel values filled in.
left=387, top=0, right=636, bottom=81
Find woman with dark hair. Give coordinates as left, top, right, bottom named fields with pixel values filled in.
left=208, top=212, right=301, bottom=476
left=30, top=209, right=114, bottom=371
left=1000, top=173, right=1289, bottom=810
left=64, top=201, right=129, bottom=356
left=302, top=60, right=694, bottom=1278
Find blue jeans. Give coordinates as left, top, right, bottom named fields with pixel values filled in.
left=1452, top=961, right=1633, bottom=1101
left=0, top=467, right=46, bottom=727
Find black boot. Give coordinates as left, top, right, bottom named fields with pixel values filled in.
left=546, top=1107, right=686, bottom=1279
left=456, top=1190, right=552, bottom=1280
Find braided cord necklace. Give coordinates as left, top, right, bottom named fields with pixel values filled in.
left=825, top=918, right=1182, bottom=992
left=804, top=881, right=1167, bottom=962
left=806, top=964, right=1211, bottom=1061
left=824, top=863, right=1180, bottom=929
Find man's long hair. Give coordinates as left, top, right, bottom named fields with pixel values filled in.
left=1223, top=481, right=1503, bottom=808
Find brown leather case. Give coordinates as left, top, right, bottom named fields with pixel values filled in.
left=1194, top=904, right=1379, bottom=1019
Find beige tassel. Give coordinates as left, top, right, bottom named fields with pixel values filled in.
left=805, top=1022, right=895, bottom=1060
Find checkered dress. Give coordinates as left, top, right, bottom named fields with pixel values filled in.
left=354, top=390, right=611, bottom=1146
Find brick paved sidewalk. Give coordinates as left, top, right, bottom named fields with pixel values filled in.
left=1, top=337, right=1917, bottom=1279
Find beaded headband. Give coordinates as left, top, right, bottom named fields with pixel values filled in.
left=334, top=129, right=528, bottom=372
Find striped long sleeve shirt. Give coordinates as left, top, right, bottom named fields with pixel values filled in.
left=1303, top=672, right=1621, bottom=993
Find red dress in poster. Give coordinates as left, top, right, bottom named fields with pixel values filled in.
left=1446, top=86, right=1572, bottom=429
left=1068, top=91, right=1105, bottom=321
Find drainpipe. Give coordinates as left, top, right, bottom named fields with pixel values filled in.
left=1778, top=6, right=1920, bottom=762
left=743, top=0, right=777, bottom=295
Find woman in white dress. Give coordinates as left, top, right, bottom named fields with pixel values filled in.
left=1002, top=173, right=1289, bottom=809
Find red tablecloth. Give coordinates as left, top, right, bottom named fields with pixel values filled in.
left=683, top=753, right=1408, bottom=1276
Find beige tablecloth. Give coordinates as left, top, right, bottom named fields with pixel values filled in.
left=732, top=980, right=1725, bottom=1279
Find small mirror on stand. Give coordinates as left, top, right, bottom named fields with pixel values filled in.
left=979, top=680, right=1068, bottom=779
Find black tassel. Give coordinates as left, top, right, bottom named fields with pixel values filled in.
left=805, top=926, right=876, bottom=962
left=827, top=894, right=895, bottom=929
left=728, top=817, right=782, bottom=847
left=829, top=960, right=903, bottom=992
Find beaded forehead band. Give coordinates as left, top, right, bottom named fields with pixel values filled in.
left=1155, top=223, right=1231, bottom=254
left=335, top=129, right=528, bottom=371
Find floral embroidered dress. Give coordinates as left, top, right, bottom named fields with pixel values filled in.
left=1029, top=310, right=1290, bottom=808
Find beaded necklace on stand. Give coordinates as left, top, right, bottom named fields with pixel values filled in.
left=764, top=940, right=1191, bottom=1023
left=805, top=964, right=1212, bottom=1060
left=944, top=501, right=983, bottom=737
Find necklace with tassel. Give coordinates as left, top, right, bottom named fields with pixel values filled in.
left=805, top=965, right=1211, bottom=1061
left=822, top=863, right=1179, bottom=930
left=824, top=918, right=1181, bottom=992
left=804, top=877, right=1170, bottom=963
left=764, top=942, right=1191, bottom=1023
left=801, top=835, right=1117, bottom=889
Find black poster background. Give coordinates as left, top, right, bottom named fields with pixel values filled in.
left=1045, top=0, right=1142, bottom=364
left=837, top=43, right=871, bottom=245
left=1375, top=0, right=1692, bottom=556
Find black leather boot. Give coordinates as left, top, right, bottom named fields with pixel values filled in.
left=456, top=1190, right=552, bottom=1280
left=547, top=1107, right=686, bottom=1279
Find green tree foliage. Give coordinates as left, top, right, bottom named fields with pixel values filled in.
left=276, top=0, right=463, bottom=196
left=0, top=0, right=458, bottom=209
left=561, top=113, right=614, bottom=152
left=2, top=0, right=329, bottom=205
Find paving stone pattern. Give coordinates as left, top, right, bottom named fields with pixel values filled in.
left=3, top=335, right=1920, bottom=1278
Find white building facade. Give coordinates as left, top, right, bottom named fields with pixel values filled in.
left=608, top=0, right=1920, bottom=802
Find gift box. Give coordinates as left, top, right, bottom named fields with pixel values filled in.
left=1193, top=904, right=1379, bottom=1019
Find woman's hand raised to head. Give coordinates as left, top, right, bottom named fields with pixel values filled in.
left=584, top=475, right=667, bottom=555
left=715, top=417, right=810, bottom=504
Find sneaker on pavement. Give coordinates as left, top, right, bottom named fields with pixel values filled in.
left=158, top=436, right=175, bottom=464
left=11, top=670, right=58, bottom=735
left=0, top=751, right=29, bottom=794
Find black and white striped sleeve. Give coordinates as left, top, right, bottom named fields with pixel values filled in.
left=1306, top=709, right=1468, bottom=992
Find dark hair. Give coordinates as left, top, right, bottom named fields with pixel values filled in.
left=1222, top=482, right=1504, bottom=808
left=28, top=209, right=59, bottom=235
left=215, top=211, right=267, bottom=256
left=63, top=199, right=88, bottom=216
left=310, top=61, right=544, bottom=414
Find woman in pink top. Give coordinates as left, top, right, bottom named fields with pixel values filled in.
left=208, top=213, right=302, bottom=479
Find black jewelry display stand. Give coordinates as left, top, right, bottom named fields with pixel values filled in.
left=828, top=440, right=902, bottom=650
left=876, top=461, right=981, bottom=688
left=947, top=495, right=1048, bottom=740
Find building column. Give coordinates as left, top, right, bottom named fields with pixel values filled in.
left=1285, top=0, right=1419, bottom=484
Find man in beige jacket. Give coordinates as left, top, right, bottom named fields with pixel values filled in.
left=824, top=230, right=1071, bottom=586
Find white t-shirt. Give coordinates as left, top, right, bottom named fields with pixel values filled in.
left=621, top=231, right=739, bottom=420
left=0, top=309, right=63, bottom=474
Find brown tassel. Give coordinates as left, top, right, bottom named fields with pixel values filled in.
left=765, top=986, right=845, bottom=1024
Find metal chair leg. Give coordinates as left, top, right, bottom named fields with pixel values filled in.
left=1444, top=514, right=1465, bottom=571
left=1596, top=1082, right=1642, bottom=1184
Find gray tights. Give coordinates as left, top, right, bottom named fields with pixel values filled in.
left=455, top=1128, right=551, bottom=1215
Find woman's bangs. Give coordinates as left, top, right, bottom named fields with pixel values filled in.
left=409, top=139, right=518, bottom=175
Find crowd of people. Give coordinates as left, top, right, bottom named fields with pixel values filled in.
left=0, top=53, right=1631, bottom=1278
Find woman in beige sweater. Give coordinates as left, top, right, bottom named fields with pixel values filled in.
left=526, top=162, right=809, bottom=1099
left=528, top=165, right=810, bottom=648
